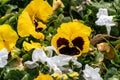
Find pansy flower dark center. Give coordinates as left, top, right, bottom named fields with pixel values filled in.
left=57, top=37, right=84, bottom=55
left=57, top=38, right=69, bottom=47
left=34, top=20, right=43, bottom=32
left=59, top=46, right=80, bottom=55
left=72, top=37, right=84, bottom=50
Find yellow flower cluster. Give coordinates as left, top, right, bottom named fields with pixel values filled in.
left=51, top=20, right=92, bottom=57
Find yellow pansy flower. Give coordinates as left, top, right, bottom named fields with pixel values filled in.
left=51, top=20, right=92, bottom=57
left=17, top=0, right=52, bottom=40
left=23, top=0, right=53, bottom=22
left=0, top=24, right=18, bottom=52
left=34, top=72, right=53, bottom=80
left=23, top=40, right=41, bottom=51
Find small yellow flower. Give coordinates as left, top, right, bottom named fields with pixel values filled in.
left=51, top=20, right=91, bottom=57
left=17, top=0, right=52, bottom=40
left=68, top=72, right=79, bottom=77
left=34, top=72, right=53, bottom=80
left=53, top=73, right=68, bottom=80
left=23, top=40, right=41, bottom=51
left=0, top=24, right=18, bottom=52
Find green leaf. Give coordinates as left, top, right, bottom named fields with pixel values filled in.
left=21, top=74, right=32, bottom=80
left=1, top=0, right=9, bottom=5
left=4, top=69, right=26, bottom=80
left=104, top=67, right=118, bottom=80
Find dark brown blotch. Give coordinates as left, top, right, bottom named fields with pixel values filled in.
left=35, top=28, right=43, bottom=32
left=59, top=46, right=80, bottom=55
left=57, top=38, right=69, bottom=47
left=72, top=37, right=84, bottom=50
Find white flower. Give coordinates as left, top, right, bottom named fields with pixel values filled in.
left=83, top=64, right=103, bottom=80
left=95, top=8, right=116, bottom=35
left=24, top=46, right=82, bottom=74
left=96, top=8, right=108, bottom=18
left=0, top=48, right=8, bottom=68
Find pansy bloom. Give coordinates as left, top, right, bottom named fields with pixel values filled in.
left=51, top=20, right=91, bottom=57
left=0, top=24, right=18, bottom=52
left=17, top=0, right=53, bottom=40
left=34, top=72, right=53, bottom=80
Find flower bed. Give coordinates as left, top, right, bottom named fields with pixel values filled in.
left=0, top=0, right=120, bottom=80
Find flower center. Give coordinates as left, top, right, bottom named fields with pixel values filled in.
left=57, top=38, right=69, bottom=47
left=72, top=37, right=84, bottom=50
left=59, top=46, right=80, bottom=55
left=34, top=20, right=43, bottom=32
left=57, top=37, right=84, bottom=55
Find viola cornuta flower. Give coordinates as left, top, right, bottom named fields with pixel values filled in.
left=95, top=8, right=116, bottom=35
left=0, top=24, right=18, bottom=52
left=34, top=72, right=53, bottom=80
left=51, top=20, right=92, bottom=57
left=83, top=64, right=103, bottom=80
left=0, top=48, right=8, bottom=68
left=17, top=0, right=53, bottom=40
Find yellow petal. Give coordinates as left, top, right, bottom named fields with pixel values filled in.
left=17, top=11, right=35, bottom=37
left=36, top=22, right=47, bottom=31
left=36, top=0, right=53, bottom=22
left=34, top=72, right=53, bottom=80
left=57, top=20, right=92, bottom=36
left=0, top=24, right=18, bottom=52
left=23, top=41, right=41, bottom=51
left=31, top=31, right=44, bottom=41
left=24, top=0, right=53, bottom=22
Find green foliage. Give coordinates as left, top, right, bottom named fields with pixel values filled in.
left=3, top=69, right=26, bottom=80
